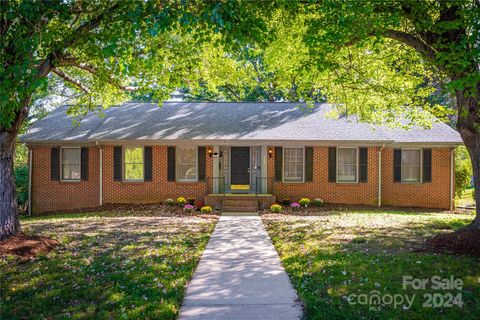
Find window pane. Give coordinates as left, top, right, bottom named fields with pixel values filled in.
left=177, top=146, right=197, bottom=181
left=62, top=164, right=80, bottom=180
left=401, top=149, right=421, bottom=182
left=61, top=148, right=80, bottom=180
left=284, top=148, right=303, bottom=182
left=337, top=148, right=357, bottom=182
left=124, top=147, right=144, bottom=181
left=125, top=164, right=144, bottom=180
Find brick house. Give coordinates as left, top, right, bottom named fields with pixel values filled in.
left=20, top=102, right=462, bottom=213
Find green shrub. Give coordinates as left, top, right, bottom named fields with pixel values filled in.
left=455, top=146, right=472, bottom=198
left=281, top=199, right=291, bottom=205
left=164, top=198, right=175, bottom=206
left=270, top=204, right=282, bottom=213
left=312, top=198, right=324, bottom=207
left=200, top=206, right=213, bottom=214
left=187, top=198, right=195, bottom=205
left=299, top=198, right=311, bottom=207
left=14, top=165, right=28, bottom=208
left=176, top=197, right=187, bottom=206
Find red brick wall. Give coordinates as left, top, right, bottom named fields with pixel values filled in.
left=381, top=147, right=452, bottom=209
left=269, top=146, right=379, bottom=205
left=102, top=145, right=212, bottom=204
left=30, top=144, right=453, bottom=213
left=31, top=146, right=100, bottom=213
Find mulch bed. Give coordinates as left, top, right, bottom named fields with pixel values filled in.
left=0, top=234, right=59, bottom=259
left=258, top=203, right=449, bottom=216
left=426, top=228, right=480, bottom=257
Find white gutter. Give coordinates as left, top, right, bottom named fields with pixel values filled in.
left=378, top=144, right=385, bottom=206
left=28, top=148, right=32, bottom=216
left=97, top=141, right=103, bottom=206
left=450, top=148, right=455, bottom=211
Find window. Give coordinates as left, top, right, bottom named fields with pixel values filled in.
left=124, top=147, right=144, bottom=181
left=337, top=147, right=357, bottom=182
left=401, top=149, right=421, bottom=182
left=283, top=147, right=304, bottom=182
left=177, top=146, right=197, bottom=182
left=61, top=147, right=81, bottom=181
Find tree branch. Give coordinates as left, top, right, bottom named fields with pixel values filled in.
left=51, top=68, right=90, bottom=93
left=383, top=29, right=437, bottom=63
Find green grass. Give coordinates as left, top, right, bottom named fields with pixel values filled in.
left=1, top=211, right=218, bottom=319
left=456, top=188, right=475, bottom=207
left=263, top=210, right=480, bottom=320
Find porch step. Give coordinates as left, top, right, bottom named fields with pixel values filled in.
left=222, top=199, right=258, bottom=212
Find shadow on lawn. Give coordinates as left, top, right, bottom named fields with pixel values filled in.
left=264, top=217, right=480, bottom=320
left=1, top=216, right=216, bottom=320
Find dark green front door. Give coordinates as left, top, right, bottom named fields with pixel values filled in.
left=231, top=147, right=250, bottom=185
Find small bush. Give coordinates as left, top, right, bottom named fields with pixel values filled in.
left=184, top=204, right=195, bottom=213
left=14, top=165, right=28, bottom=208
left=164, top=198, right=175, bottom=206
left=312, top=198, right=324, bottom=207
left=200, top=206, right=213, bottom=214
left=176, top=197, right=187, bottom=206
left=270, top=204, right=282, bottom=213
left=195, top=200, right=205, bottom=210
left=299, top=198, right=311, bottom=207
left=281, top=199, right=291, bottom=206
left=291, top=202, right=300, bottom=210
left=187, top=198, right=195, bottom=205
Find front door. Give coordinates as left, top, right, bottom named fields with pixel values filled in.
left=231, top=147, right=250, bottom=186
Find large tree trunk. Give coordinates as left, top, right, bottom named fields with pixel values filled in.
left=0, top=130, right=21, bottom=240
left=456, top=87, right=480, bottom=230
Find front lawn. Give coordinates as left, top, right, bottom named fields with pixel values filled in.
left=0, top=211, right=217, bottom=319
left=263, top=210, right=480, bottom=320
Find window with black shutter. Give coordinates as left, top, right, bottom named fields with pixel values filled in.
left=144, top=146, right=152, bottom=181
left=113, top=146, right=122, bottom=181
left=359, top=147, right=368, bottom=182
left=274, top=147, right=282, bottom=181
left=328, top=147, right=336, bottom=182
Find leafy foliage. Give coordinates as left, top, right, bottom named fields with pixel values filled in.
left=14, top=165, right=28, bottom=208
left=455, top=147, right=473, bottom=198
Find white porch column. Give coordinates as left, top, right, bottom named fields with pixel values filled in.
left=212, top=145, right=220, bottom=193
left=261, top=146, right=268, bottom=194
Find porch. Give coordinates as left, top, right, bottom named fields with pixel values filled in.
left=205, top=193, right=276, bottom=212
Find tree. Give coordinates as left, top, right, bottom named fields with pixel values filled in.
left=0, top=0, right=270, bottom=239
left=292, top=0, right=479, bottom=229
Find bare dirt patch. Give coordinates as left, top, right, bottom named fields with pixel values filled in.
left=426, top=228, right=480, bottom=257
left=0, top=234, right=58, bottom=258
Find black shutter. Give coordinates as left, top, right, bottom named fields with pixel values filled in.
left=51, top=147, right=60, bottom=181
left=198, top=146, right=206, bottom=181
left=359, top=147, right=368, bottom=183
left=144, top=146, right=152, bottom=181
left=328, top=147, right=336, bottom=182
left=393, top=149, right=402, bottom=182
left=423, top=148, right=432, bottom=183
left=114, top=146, right=122, bottom=181
left=305, top=147, right=313, bottom=182
left=275, top=147, right=283, bottom=181
left=81, top=147, right=89, bottom=181
left=167, top=146, right=176, bottom=181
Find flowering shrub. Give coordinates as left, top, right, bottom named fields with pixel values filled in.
left=201, top=206, right=213, bottom=214
left=281, top=199, right=291, bottom=205
left=195, top=200, right=205, bottom=210
left=270, top=204, right=282, bottom=213
left=164, top=198, right=175, bottom=206
left=291, top=202, right=301, bottom=210
left=312, top=198, right=324, bottom=207
left=176, top=197, right=187, bottom=206
left=184, top=204, right=195, bottom=213
left=299, top=198, right=311, bottom=207
left=187, top=198, right=195, bottom=205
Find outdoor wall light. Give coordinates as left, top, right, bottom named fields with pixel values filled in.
left=207, top=147, right=213, bottom=157
left=268, top=147, right=274, bottom=158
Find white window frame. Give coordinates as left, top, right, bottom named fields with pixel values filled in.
left=176, top=145, right=198, bottom=182
left=282, top=146, right=305, bottom=183
left=123, top=146, right=145, bottom=182
left=60, top=146, right=81, bottom=182
left=400, top=148, right=423, bottom=184
left=336, top=147, right=359, bottom=183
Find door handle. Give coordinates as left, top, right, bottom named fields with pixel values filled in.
left=247, top=168, right=250, bottom=173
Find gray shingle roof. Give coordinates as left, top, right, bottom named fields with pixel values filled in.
left=19, top=102, right=462, bottom=145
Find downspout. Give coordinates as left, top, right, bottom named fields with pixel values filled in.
left=378, top=144, right=385, bottom=207
left=28, top=147, right=32, bottom=216
left=450, top=148, right=455, bottom=211
left=97, top=141, right=103, bottom=207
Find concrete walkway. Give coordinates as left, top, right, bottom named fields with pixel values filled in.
left=179, top=213, right=302, bottom=320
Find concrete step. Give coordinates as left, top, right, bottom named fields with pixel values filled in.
left=222, top=199, right=258, bottom=212
left=222, top=206, right=258, bottom=212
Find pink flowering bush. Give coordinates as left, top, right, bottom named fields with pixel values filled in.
left=291, top=202, right=300, bottom=210
left=184, top=204, right=195, bottom=213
